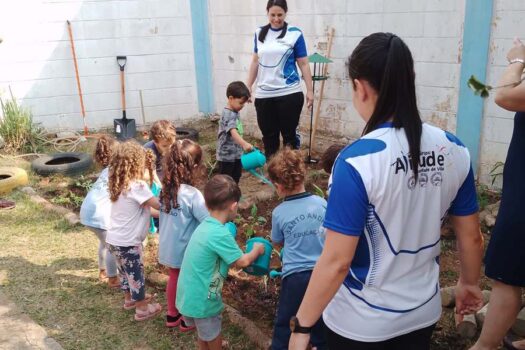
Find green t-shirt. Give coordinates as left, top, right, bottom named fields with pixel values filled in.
left=176, top=216, right=243, bottom=318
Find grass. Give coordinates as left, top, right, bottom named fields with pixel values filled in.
left=0, top=191, right=255, bottom=350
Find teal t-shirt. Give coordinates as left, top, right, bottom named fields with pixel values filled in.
left=176, top=217, right=243, bottom=318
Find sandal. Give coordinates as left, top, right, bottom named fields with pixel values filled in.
left=179, top=318, right=196, bottom=332
left=123, top=293, right=156, bottom=310
left=166, top=313, right=182, bottom=328
left=134, top=303, right=162, bottom=321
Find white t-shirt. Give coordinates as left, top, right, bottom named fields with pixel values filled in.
left=323, top=122, right=478, bottom=342
left=106, top=180, right=154, bottom=247
left=158, top=184, right=209, bottom=268
left=80, top=168, right=110, bottom=230
left=253, top=25, right=308, bottom=99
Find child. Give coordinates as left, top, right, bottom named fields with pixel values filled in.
left=267, top=148, right=327, bottom=350
left=106, top=141, right=162, bottom=321
left=320, top=144, right=344, bottom=174
left=216, top=81, right=253, bottom=184
left=79, top=135, right=119, bottom=288
left=177, top=175, right=265, bottom=349
left=159, top=139, right=209, bottom=330
left=144, top=119, right=177, bottom=181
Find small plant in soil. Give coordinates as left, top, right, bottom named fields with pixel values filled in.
left=75, top=175, right=93, bottom=192
left=244, top=204, right=267, bottom=239
left=311, top=183, right=326, bottom=199
left=489, top=161, right=504, bottom=186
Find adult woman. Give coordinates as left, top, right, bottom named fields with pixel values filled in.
left=246, top=0, right=313, bottom=158
left=470, top=38, right=525, bottom=350
left=288, top=33, right=484, bottom=350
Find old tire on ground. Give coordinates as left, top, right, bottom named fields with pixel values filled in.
left=31, top=152, right=93, bottom=176
left=176, top=127, right=199, bottom=141
left=0, top=167, right=29, bottom=194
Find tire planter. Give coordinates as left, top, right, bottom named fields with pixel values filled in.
left=0, top=167, right=29, bottom=194
left=176, top=127, right=199, bottom=141
left=31, top=152, right=93, bottom=176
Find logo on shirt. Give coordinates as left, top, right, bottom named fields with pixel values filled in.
left=391, top=151, right=445, bottom=175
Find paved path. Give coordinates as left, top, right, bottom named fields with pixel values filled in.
left=0, top=290, right=62, bottom=350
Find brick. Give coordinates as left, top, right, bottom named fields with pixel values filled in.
left=483, top=117, right=514, bottom=144
left=423, top=12, right=462, bottom=38
left=347, top=0, right=384, bottom=14
left=383, top=13, right=425, bottom=38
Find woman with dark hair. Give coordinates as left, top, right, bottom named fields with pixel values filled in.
left=246, top=0, right=313, bottom=158
left=288, top=32, right=484, bottom=350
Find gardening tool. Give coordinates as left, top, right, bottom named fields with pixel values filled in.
left=306, top=28, right=335, bottom=163
left=66, top=20, right=88, bottom=136
left=243, top=237, right=273, bottom=276
left=114, top=56, right=136, bottom=140
left=240, top=148, right=273, bottom=187
left=225, top=221, right=237, bottom=238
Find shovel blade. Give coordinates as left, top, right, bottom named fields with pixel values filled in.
left=114, top=118, right=136, bottom=140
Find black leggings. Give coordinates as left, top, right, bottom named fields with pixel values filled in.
left=255, top=91, right=304, bottom=159
left=325, top=323, right=436, bottom=350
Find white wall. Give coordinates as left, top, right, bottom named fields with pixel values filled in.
left=209, top=0, right=465, bottom=147
left=0, top=0, right=198, bottom=131
left=478, top=0, right=525, bottom=186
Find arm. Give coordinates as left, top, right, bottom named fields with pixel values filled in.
left=297, top=57, right=314, bottom=109
left=246, top=53, right=259, bottom=100
left=289, top=230, right=358, bottom=349
left=150, top=207, right=159, bottom=219
left=494, top=38, right=525, bottom=111
left=451, top=213, right=484, bottom=315
left=230, top=128, right=253, bottom=152
left=143, top=196, right=160, bottom=210
left=233, top=243, right=265, bottom=268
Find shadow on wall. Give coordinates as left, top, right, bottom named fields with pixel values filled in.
left=0, top=0, right=199, bottom=133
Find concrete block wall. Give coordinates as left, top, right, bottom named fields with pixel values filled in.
left=208, top=0, right=466, bottom=149
left=478, top=0, right=525, bottom=186
left=0, top=0, right=198, bottom=131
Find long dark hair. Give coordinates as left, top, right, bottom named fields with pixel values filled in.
left=348, top=32, right=422, bottom=179
left=258, top=0, right=288, bottom=43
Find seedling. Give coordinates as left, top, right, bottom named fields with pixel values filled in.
left=468, top=74, right=525, bottom=98
left=244, top=204, right=267, bottom=239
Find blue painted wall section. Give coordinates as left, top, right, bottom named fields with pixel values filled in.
left=456, top=0, right=494, bottom=173
left=190, top=0, right=214, bottom=113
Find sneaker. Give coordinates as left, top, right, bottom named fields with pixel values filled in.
left=179, top=319, right=196, bottom=332
left=166, top=313, right=182, bottom=328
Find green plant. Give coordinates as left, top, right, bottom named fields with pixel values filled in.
left=244, top=204, right=267, bottom=239
left=489, top=161, right=504, bottom=186
left=0, top=87, right=43, bottom=153
left=75, top=175, right=93, bottom=192
left=311, top=184, right=326, bottom=199
left=468, top=75, right=525, bottom=98
left=205, top=159, right=217, bottom=179
left=477, top=183, right=490, bottom=210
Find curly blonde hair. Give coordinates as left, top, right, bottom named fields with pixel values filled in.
left=150, top=120, right=176, bottom=143
left=108, top=141, right=146, bottom=202
left=160, top=139, right=203, bottom=213
left=144, top=148, right=156, bottom=187
left=94, top=135, right=117, bottom=167
left=267, top=147, right=306, bottom=191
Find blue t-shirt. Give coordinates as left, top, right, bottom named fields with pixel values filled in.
left=80, top=168, right=111, bottom=230
left=271, top=192, right=326, bottom=279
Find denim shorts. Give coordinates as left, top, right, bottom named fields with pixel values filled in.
left=183, top=314, right=222, bottom=341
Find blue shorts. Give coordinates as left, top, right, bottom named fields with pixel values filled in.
left=184, top=314, right=222, bottom=342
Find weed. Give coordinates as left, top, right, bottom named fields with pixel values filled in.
left=0, top=87, right=44, bottom=154
left=312, top=184, right=326, bottom=199
left=477, top=183, right=490, bottom=211
left=75, top=175, right=93, bottom=192
left=244, top=204, right=267, bottom=239
left=489, top=161, right=504, bottom=186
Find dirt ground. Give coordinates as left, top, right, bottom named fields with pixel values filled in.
left=26, top=118, right=503, bottom=349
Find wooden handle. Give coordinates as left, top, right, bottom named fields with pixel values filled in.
left=120, top=70, right=126, bottom=111
left=66, top=20, right=88, bottom=135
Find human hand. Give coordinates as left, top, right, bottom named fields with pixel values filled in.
left=306, top=90, right=314, bottom=109
left=289, top=333, right=311, bottom=350
left=507, top=37, right=525, bottom=62
left=253, top=243, right=266, bottom=256
left=247, top=87, right=253, bottom=103
left=243, top=142, right=254, bottom=152
left=455, top=280, right=483, bottom=315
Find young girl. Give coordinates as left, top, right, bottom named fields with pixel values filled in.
left=105, top=141, right=162, bottom=321
left=79, top=135, right=119, bottom=288
left=158, top=139, right=209, bottom=330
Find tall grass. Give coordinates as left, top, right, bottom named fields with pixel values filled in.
left=0, top=87, right=43, bottom=154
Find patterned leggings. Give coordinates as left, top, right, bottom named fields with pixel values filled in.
left=107, top=244, right=145, bottom=301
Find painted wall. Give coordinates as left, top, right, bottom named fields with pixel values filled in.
left=0, top=0, right=198, bottom=131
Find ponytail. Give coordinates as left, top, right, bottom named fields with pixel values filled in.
left=349, top=32, right=422, bottom=179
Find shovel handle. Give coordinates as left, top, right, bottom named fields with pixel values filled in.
left=117, top=56, right=127, bottom=71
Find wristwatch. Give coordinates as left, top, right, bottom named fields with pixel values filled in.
left=509, top=58, right=525, bottom=66
left=289, top=316, right=313, bottom=334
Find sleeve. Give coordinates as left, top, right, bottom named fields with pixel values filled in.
left=192, top=190, right=209, bottom=222
left=209, top=230, right=244, bottom=266
left=271, top=209, right=284, bottom=243
left=254, top=33, right=258, bottom=53
left=449, top=166, right=479, bottom=216
left=293, top=33, right=307, bottom=59
left=130, top=181, right=154, bottom=205
left=224, top=111, right=238, bottom=135
left=323, top=159, right=368, bottom=236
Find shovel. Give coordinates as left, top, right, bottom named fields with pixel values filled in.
left=114, top=56, right=136, bottom=140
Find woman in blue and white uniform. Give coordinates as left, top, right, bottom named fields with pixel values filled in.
left=246, top=0, right=313, bottom=159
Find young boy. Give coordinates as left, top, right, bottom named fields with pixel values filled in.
left=216, top=81, right=253, bottom=184
left=143, top=120, right=177, bottom=181
left=176, top=175, right=265, bottom=349
left=267, top=148, right=327, bottom=350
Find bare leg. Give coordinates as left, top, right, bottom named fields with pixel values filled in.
left=470, top=280, right=522, bottom=350
left=197, top=338, right=209, bottom=350
left=206, top=334, right=223, bottom=350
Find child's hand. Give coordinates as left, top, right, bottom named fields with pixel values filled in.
left=243, top=142, right=254, bottom=152
left=253, top=243, right=266, bottom=256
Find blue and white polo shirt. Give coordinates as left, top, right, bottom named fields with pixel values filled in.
left=323, top=122, right=478, bottom=342
left=253, top=25, right=307, bottom=99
